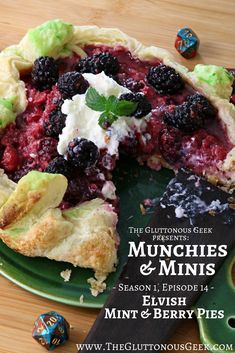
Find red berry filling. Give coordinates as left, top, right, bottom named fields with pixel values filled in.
left=0, top=47, right=233, bottom=208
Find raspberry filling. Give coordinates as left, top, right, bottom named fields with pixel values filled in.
left=0, top=46, right=233, bottom=208
left=84, top=45, right=232, bottom=173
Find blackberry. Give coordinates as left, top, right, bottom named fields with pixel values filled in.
left=44, top=100, right=66, bottom=138
left=31, top=56, right=59, bottom=91
left=186, top=93, right=216, bottom=118
left=120, top=134, right=138, bottom=157
left=67, top=138, right=99, bottom=169
left=45, top=156, right=73, bottom=179
left=164, top=93, right=216, bottom=133
left=58, top=71, right=89, bottom=98
left=228, top=69, right=235, bottom=95
left=76, top=52, right=120, bottom=76
left=63, top=177, right=91, bottom=205
left=159, top=127, right=183, bottom=164
left=119, top=92, right=152, bottom=118
left=38, top=137, right=58, bottom=159
left=147, top=64, right=184, bottom=94
left=10, top=164, right=32, bottom=183
left=118, top=78, right=145, bottom=92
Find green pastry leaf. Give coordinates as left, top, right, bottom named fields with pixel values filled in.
left=0, top=98, right=16, bottom=128
left=25, top=19, right=74, bottom=59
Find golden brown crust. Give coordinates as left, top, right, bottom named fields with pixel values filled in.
left=0, top=169, right=16, bottom=208
left=0, top=172, right=68, bottom=228
left=0, top=191, right=41, bottom=228
left=0, top=208, right=72, bottom=255
left=0, top=192, right=118, bottom=279
left=46, top=227, right=117, bottom=275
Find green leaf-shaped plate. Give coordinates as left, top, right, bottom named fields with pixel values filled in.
left=0, top=157, right=173, bottom=308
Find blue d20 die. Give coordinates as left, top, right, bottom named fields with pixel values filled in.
left=175, top=27, right=200, bottom=59
left=32, top=311, right=70, bottom=351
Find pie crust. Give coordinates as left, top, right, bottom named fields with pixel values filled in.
left=0, top=21, right=234, bottom=294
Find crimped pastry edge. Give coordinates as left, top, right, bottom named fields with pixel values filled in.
left=0, top=194, right=118, bottom=280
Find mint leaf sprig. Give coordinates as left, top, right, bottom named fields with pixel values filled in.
left=85, top=87, right=138, bottom=128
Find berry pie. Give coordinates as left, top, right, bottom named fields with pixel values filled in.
left=0, top=20, right=234, bottom=294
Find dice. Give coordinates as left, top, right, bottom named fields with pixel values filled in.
left=175, top=27, right=199, bottom=59
left=32, top=311, right=70, bottom=350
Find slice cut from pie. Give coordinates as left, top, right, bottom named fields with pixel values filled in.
left=0, top=171, right=118, bottom=281
left=0, top=20, right=234, bottom=293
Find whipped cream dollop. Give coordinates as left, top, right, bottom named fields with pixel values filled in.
left=57, top=72, right=149, bottom=156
